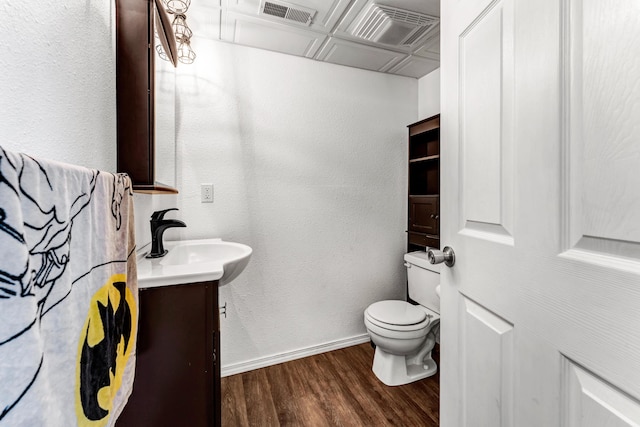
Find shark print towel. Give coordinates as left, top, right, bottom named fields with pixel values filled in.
left=0, top=146, right=138, bottom=427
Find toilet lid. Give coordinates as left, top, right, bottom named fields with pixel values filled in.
left=366, top=300, right=427, bottom=326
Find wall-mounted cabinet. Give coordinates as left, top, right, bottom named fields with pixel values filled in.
left=407, top=115, right=440, bottom=251
left=115, top=0, right=178, bottom=194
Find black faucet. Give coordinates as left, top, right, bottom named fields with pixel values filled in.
left=146, top=208, right=187, bottom=258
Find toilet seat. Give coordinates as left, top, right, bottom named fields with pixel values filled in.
left=365, top=300, right=438, bottom=335
left=365, top=316, right=429, bottom=340
left=367, top=300, right=426, bottom=326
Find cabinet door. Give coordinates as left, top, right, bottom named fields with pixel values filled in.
left=409, top=195, right=439, bottom=235
left=116, top=282, right=219, bottom=427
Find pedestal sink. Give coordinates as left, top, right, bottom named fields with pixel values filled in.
left=137, top=238, right=252, bottom=288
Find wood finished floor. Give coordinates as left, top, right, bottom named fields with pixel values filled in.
left=221, top=343, right=439, bottom=426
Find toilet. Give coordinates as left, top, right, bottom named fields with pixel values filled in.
left=364, top=251, right=440, bottom=386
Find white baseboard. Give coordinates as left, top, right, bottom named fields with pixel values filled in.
left=221, top=334, right=371, bottom=377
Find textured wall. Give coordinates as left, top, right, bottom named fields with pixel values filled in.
left=0, top=0, right=116, bottom=171
left=166, top=39, right=418, bottom=368
left=418, top=68, right=441, bottom=119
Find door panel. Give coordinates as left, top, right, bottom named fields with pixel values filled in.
left=460, top=296, right=514, bottom=427
left=459, top=0, right=515, bottom=245
left=565, top=0, right=640, bottom=261
left=441, top=0, right=640, bottom=425
left=564, top=360, right=640, bottom=427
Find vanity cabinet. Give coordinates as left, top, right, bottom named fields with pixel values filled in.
left=407, top=115, right=440, bottom=251
left=116, top=281, right=221, bottom=427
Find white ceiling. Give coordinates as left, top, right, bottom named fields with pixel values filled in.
left=193, top=0, right=440, bottom=78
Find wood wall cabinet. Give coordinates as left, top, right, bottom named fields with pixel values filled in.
left=115, top=0, right=178, bottom=194
left=116, top=282, right=221, bottom=427
left=407, top=115, right=440, bottom=251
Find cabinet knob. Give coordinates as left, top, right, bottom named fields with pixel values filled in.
left=435, top=215, right=439, bottom=220
left=430, top=214, right=435, bottom=219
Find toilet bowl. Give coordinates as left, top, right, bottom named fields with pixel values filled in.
left=364, top=251, right=441, bottom=386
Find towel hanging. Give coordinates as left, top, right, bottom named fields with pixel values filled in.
left=0, top=146, right=138, bottom=427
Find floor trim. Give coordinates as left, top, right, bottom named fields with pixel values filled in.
left=221, top=334, right=371, bottom=377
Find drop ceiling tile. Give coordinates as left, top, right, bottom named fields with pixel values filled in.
left=222, top=11, right=327, bottom=57
left=335, top=0, right=439, bottom=32
left=223, top=0, right=351, bottom=33
left=333, top=0, right=441, bottom=56
left=388, top=55, right=439, bottom=78
left=315, top=37, right=406, bottom=73
left=414, top=32, right=439, bottom=58
left=332, top=0, right=368, bottom=33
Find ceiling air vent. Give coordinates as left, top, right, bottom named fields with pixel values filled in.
left=351, top=4, right=439, bottom=47
left=259, top=0, right=316, bottom=26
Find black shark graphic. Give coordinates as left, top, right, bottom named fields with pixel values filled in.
left=79, top=281, right=133, bottom=421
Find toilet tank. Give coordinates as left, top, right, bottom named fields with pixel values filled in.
left=404, top=251, right=440, bottom=313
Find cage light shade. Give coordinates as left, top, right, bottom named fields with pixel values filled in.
left=156, top=44, right=169, bottom=61
left=164, top=0, right=191, bottom=14
left=172, top=14, right=193, bottom=41
left=178, top=40, right=196, bottom=64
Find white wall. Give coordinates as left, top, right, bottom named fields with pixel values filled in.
left=0, top=0, right=116, bottom=171
left=418, top=68, right=441, bottom=119
left=170, top=39, right=417, bottom=369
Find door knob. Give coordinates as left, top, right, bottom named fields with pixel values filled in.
left=427, top=246, right=456, bottom=267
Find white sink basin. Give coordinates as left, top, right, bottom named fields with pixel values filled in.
left=137, top=238, right=252, bottom=289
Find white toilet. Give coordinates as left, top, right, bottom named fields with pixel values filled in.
left=364, top=251, right=441, bottom=386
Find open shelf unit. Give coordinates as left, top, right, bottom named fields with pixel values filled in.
left=407, top=114, right=440, bottom=251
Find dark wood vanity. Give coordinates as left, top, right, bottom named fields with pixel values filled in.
left=407, top=115, right=441, bottom=251
left=116, top=281, right=221, bottom=427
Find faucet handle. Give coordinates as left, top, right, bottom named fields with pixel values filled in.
left=151, top=208, right=179, bottom=221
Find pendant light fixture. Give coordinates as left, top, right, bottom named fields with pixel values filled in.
left=156, top=0, right=196, bottom=65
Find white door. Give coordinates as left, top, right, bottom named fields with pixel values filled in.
left=440, top=0, right=640, bottom=425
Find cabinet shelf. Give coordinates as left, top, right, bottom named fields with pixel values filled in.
left=409, top=155, right=440, bottom=163
left=407, top=115, right=440, bottom=251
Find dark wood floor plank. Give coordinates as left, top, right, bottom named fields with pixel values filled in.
left=287, top=357, right=335, bottom=427
left=303, top=353, right=367, bottom=427
left=221, top=373, right=250, bottom=427
left=221, top=343, right=439, bottom=427
left=264, top=362, right=304, bottom=426
left=242, top=368, right=280, bottom=426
